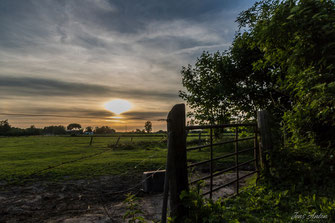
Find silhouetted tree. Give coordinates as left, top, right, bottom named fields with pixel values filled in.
left=85, top=126, right=93, bottom=133
left=26, top=125, right=41, bottom=135
left=0, top=120, right=11, bottom=135
left=43, top=125, right=67, bottom=135
left=94, top=126, right=116, bottom=134
left=144, top=121, right=152, bottom=133
left=67, top=123, right=82, bottom=131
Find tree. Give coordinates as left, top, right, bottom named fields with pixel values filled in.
left=67, top=123, right=82, bottom=131
left=236, top=0, right=335, bottom=148
left=94, top=126, right=116, bottom=134
left=144, top=121, right=152, bottom=133
left=180, top=0, right=335, bottom=180
left=179, top=33, right=288, bottom=124
left=43, top=125, right=67, bottom=135
left=26, top=125, right=41, bottom=135
left=0, top=120, right=11, bottom=135
left=181, top=0, right=335, bottom=144
left=85, top=126, right=93, bottom=133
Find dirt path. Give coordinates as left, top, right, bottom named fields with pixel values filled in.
left=0, top=171, right=254, bottom=222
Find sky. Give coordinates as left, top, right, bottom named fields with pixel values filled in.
left=0, top=0, right=256, bottom=131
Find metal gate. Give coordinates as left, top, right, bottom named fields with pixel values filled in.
left=185, top=123, right=259, bottom=198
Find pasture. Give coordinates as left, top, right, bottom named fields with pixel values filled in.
left=0, top=133, right=254, bottom=184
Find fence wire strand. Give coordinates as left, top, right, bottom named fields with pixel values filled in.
left=2, top=135, right=168, bottom=222
left=2, top=136, right=166, bottom=188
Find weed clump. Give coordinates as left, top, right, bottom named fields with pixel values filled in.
left=108, top=141, right=166, bottom=151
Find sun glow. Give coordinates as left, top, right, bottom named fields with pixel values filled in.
left=104, top=99, right=132, bottom=115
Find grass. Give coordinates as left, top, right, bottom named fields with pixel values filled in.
left=180, top=175, right=335, bottom=222
left=0, top=134, right=255, bottom=184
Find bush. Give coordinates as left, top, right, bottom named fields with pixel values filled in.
left=177, top=181, right=335, bottom=223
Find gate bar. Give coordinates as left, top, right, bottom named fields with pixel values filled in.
left=186, top=123, right=256, bottom=130
left=187, top=147, right=254, bottom=168
left=209, top=127, right=213, bottom=199
left=235, top=127, right=239, bottom=194
left=190, top=158, right=256, bottom=185
left=186, top=136, right=254, bottom=151
left=202, top=170, right=258, bottom=195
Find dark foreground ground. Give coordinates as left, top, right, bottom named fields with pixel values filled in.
left=0, top=175, right=141, bottom=223
left=0, top=172, right=252, bottom=223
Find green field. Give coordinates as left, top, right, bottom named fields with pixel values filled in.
left=0, top=134, right=255, bottom=184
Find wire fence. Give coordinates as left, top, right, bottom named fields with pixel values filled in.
left=3, top=135, right=166, bottom=186
left=2, top=134, right=169, bottom=222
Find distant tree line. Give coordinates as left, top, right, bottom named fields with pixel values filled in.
left=0, top=120, right=119, bottom=136
left=0, top=120, right=160, bottom=136
left=0, top=120, right=67, bottom=136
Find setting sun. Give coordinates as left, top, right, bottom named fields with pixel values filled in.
left=104, top=99, right=132, bottom=115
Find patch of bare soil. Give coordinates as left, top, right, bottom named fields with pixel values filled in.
left=0, top=175, right=140, bottom=223
left=0, top=171, right=254, bottom=223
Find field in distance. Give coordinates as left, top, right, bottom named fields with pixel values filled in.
left=0, top=133, right=254, bottom=184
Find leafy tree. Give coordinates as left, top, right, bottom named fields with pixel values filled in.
left=236, top=0, right=335, bottom=155
left=26, top=125, right=41, bottom=135
left=144, top=121, right=152, bottom=133
left=180, top=0, right=335, bottom=181
left=85, top=126, right=93, bottom=133
left=94, top=126, right=116, bottom=134
left=67, top=123, right=82, bottom=131
left=179, top=41, right=280, bottom=124
left=43, top=125, right=67, bottom=135
left=0, top=120, right=11, bottom=135
left=7, top=127, right=25, bottom=136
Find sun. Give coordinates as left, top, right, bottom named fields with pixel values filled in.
left=104, top=99, right=132, bottom=115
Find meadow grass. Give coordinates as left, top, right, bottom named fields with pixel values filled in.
left=0, top=134, right=255, bottom=183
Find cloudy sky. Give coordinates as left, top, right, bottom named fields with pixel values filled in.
left=0, top=0, right=256, bottom=131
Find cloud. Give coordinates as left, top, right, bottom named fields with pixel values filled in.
left=0, top=108, right=168, bottom=121
left=123, top=111, right=168, bottom=120
left=0, top=0, right=257, bottom=127
left=0, top=76, right=178, bottom=100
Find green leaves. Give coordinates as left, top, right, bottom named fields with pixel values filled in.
left=235, top=0, right=335, bottom=180
left=181, top=0, right=335, bottom=195
left=178, top=183, right=335, bottom=223
left=181, top=180, right=335, bottom=223
left=123, top=193, right=146, bottom=223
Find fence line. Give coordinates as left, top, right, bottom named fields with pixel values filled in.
left=2, top=136, right=166, bottom=188
left=3, top=135, right=170, bottom=222
left=162, top=104, right=263, bottom=222
left=185, top=125, right=258, bottom=198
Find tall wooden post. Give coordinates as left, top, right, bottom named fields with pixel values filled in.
left=166, top=104, right=188, bottom=221
left=257, top=110, right=273, bottom=174
left=89, top=135, right=93, bottom=146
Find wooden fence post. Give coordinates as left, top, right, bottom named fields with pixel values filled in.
left=166, top=104, right=188, bottom=221
left=257, top=110, right=273, bottom=174
left=89, top=135, right=93, bottom=146
left=198, top=132, right=202, bottom=151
